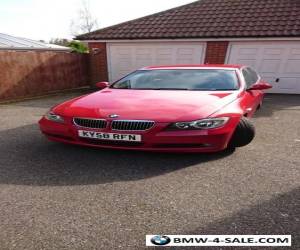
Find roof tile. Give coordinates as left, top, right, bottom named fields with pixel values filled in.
left=77, top=0, right=300, bottom=40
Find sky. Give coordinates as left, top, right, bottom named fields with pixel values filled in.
left=0, top=0, right=196, bottom=42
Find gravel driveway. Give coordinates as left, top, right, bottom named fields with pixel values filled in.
left=0, top=92, right=299, bottom=249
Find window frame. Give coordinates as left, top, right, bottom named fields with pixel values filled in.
left=241, top=66, right=261, bottom=89
left=110, top=68, right=241, bottom=91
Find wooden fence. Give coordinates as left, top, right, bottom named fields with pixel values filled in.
left=0, top=50, right=89, bottom=101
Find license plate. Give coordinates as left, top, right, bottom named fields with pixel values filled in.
left=78, top=130, right=142, bottom=142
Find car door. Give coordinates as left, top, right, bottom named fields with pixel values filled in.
left=241, top=67, right=263, bottom=117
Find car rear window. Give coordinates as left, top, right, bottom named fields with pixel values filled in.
left=111, top=69, right=239, bottom=91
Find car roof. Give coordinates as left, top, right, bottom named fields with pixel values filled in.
left=141, top=64, right=243, bottom=70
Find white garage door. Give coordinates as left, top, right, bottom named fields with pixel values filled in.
left=107, top=42, right=205, bottom=82
left=227, top=41, right=300, bottom=94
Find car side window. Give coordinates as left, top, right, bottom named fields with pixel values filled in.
left=242, top=68, right=253, bottom=88
left=242, top=67, right=259, bottom=88
left=248, top=68, right=259, bottom=84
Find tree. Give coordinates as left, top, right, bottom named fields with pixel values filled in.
left=70, top=0, right=99, bottom=36
left=68, top=40, right=89, bottom=53
left=49, top=38, right=88, bottom=53
left=49, top=38, right=70, bottom=47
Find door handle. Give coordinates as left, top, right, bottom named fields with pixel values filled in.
left=275, top=78, right=280, bottom=82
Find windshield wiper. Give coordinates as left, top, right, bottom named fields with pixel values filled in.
left=111, top=87, right=236, bottom=91
left=135, top=88, right=190, bottom=90
left=189, top=88, right=237, bottom=91
left=209, top=89, right=237, bottom=91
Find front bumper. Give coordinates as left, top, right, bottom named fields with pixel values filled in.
left=39, top=117, right=240, bottom=153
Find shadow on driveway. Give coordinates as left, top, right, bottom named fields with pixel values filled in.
left=186, top=187, right=300, bottom=249
left=0, top=124, right=234, bottom=186
left=255, top=94, right=300, bottom=118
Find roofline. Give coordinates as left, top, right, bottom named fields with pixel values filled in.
left=0, top=32, right=71, bottom=50
left=76, top=0, right=200, bottom=40
left=82, top=37, right=300, bottom=43
left=0, top=47, right=71, bottom=51
left=140, top=67, right=240, bottom=70
left=75, top=0, right=300, bottom=42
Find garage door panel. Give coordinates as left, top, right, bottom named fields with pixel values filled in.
left=155, top=47, right=173, bottom=64
left=177, top=48, right=194, bottom=54
left=260, top=59, right=281, bottom=73
left=117, top=63, right=132, bottom=72
left=260, top=76, right=274, bottom=83
left=239, top=48, right=259, bottom=57
left=264, top=48, right=284, bottom=55
left=227, top=41, right=300, bottom=94
left=176, top=58, right=194, bottom=64
left=236, top=59, right=257, bottom=68
left=111, top=47, right=134, bottom=74
left=284, top=60, right=300, bottom=74
left=290, top=48, right=300, bottom=57
left=176, top=48, right=197, bottom=64
left=278, top=78, right=298, bottom=89
left=156, top=48, right=172, bottom=55
left=108, top=43, right=205, bottom=82
left=135, top=48, right=153, bottom=69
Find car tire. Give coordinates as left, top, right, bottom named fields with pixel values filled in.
left=228, top=117, right=255, bottom=148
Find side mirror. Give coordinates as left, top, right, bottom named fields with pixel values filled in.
left=96, top=81, right=109, bottom=89
left=248, top=81, right=272, bottom=91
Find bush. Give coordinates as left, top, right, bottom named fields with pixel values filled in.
left=68, top=41, right=89, bottom=53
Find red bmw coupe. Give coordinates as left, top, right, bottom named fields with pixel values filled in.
left=39, top=65, right=272, bottom=153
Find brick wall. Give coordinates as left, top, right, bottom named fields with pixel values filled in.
left=88, top=42, right=108, bottom=84
left=204, top=41, right=229, bottom=64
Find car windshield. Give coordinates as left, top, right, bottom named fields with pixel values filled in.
left=111, top=69, right=239, bottom=91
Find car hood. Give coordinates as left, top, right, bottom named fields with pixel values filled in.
left=54, top=89, right=239, bottom=122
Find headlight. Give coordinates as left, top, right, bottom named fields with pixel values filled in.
left=45, top=111, right=65, bottom=123
left=170, top=117, right=229, bottom=130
